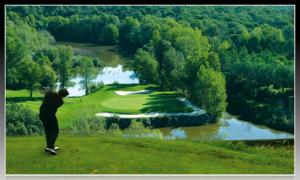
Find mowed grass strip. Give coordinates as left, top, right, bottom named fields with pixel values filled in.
left=6, top=135, right=294, bottom=174
left=6, top=84, right=193, bottom=128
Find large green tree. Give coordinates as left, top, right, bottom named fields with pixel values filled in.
left=102, top=24, right=119, bottom=44
left=77, top=56, right=97, bottom=95
left=18, top=56, right=42, bottom=98
left=193, top=66, right=227, bottom=118
left=55, top=45, right=73, bottom=88
left=133, top=49, right=159, bottom=84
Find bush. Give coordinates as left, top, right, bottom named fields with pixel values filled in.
left=6, top=103, right=43, bottom=136
left=213, top=141, right=249, bottom=152
left=72, top=118, right=91, bottom=135
left=71, top=117, right=163, bottom=139
left=72, top=116, right=107, bottom=135
left=108, top=122, right=123, bottom=136
left=124, top=120, right=163, bottom=139
left=89, top=82, right=104, bottom=93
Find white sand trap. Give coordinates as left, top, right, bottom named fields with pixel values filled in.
left=115, top=90, right=152, bottom=96
left=95, top=111, right=205, bottom=119
left=95, top=97, right=206, bottom=119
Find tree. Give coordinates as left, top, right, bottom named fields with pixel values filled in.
left=133, top=49, right=159, bottom=84
left=207, top=52, right=221, bottom=71
left=6, top=22, right=28, bottom=89
left=33, top=54, right=57, bottom=89
left=193, top=66, right=227, bottom=119
left=78, top=56, right=97, bottom=95
left=119, top=16, right=141, bottom=52
left=55, top=45, right=73, bottom=88
left=6, top=23, right=27, bottom=68
left=160, top=47, right=185, bottom=90
left=18, top=55, right=42, bottom=98
left=40, top=64, right=57, bottom=90
left=102, top=24, right=119, bottom=44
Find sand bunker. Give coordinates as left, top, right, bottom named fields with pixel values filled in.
left=115, top=90, right=152, bottom=96
left=95, top=97, right=206, bottom=119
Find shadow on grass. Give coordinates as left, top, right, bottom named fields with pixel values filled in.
left=140, top=93, right=192, bottom=113
left=6, top=97, right=43, bottom=103
left=105, top=84, right=160, bottom=92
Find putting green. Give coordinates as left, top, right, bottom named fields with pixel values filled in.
left=101, top=94, right=149, bottom=111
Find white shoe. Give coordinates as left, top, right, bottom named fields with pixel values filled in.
left=45, top=148, right=57, bottom=155
left=54, top=146, right=59, bottom=151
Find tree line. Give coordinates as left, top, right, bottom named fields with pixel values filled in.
left=6, top=6, right=294, bottom=131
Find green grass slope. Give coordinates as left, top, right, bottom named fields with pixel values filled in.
left=6, top=84, right=193, bottom=129
left=6, top=135, right=293, bottom=174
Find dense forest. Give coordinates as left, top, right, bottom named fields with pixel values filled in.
left=6, top=6, right=294, bottom=132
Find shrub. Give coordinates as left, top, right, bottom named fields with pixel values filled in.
left=105, top=115, right=120, bottom=129
left=71, top=117, right=163, bottom=139
left=124, top=120, right=164, bottom=139
left=72, top=116, right=107, bottom=135
left=90, top=82, right=104, bottom=93
left=72, top=118, right=91, bottom=135
left=213, top=141, right=249, bottom=152
left=6, top=103, right=43, bottom=136
left=108, top=122, right=123, bottom=136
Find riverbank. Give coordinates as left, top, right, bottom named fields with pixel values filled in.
left=227, top=98, right=294, bottom=134
left=6, top=135, right=294, bottom=174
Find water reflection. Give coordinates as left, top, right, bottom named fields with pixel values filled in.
left=92, top=65, right=138, bottom=85
left=158, top=114, right=294, bottom=140
left=57, top=65, right=139, bottom=97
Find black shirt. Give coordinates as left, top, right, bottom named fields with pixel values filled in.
left=39, top=91, right=64, bottom=117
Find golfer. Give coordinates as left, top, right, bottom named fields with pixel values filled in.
left=39, top=88, right=69, bottom=155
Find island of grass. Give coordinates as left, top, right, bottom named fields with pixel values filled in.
left=6, top=84, right=194, bottom=129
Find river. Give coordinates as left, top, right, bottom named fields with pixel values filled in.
left=158, top=113, right=293, bottom=140
left=57, top=42, right=294, bottom=141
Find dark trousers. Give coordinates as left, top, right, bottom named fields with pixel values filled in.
left=40, top=115, right=59, bottom=148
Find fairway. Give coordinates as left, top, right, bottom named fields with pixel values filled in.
left=6, top=84, right=193, bottom=128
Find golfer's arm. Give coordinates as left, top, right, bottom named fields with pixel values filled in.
left=56, top=98, right=64, bottom=108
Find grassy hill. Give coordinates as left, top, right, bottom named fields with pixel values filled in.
left=6, top=85, right=294, bottom=174
left=6, top=84, right=193, bottom=129
left=6, top=135, right=294, bottom=174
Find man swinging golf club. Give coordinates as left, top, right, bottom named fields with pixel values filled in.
left=39, top=88, right=69, bottom=155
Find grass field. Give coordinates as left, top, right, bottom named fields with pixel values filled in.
left=6, top=84, right=193, bottom=129
left=6, top=135, right=294, bottom=174
left=6, top=84, right=294, bottom=175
